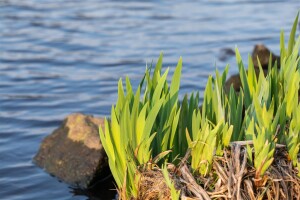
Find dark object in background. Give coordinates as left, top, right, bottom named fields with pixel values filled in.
left=224, top=73, right=243, bottom=92
left=252, top=44, right=280, bottom=69
left=225, top=44, right=279, bottom=92
left=34, top=113, right=109, bottom=189
left=218, top=48, right=236, bottom=61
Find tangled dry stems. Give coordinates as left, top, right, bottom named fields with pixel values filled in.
left=136, top=168, right=172, bottom=200
left=133, top=143, right=300, bottom=200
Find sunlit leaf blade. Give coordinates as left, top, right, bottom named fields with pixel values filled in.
left=143, top=99, right=163, bottom=139
left=170, top=57, right=182, bottom=98
left=288, top=12, right=299, bottom=56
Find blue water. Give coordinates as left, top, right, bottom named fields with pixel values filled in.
left=0, top=0, right=299, bottom=199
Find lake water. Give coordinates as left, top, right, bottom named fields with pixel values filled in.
left=0, top=0, right=299, bottom=199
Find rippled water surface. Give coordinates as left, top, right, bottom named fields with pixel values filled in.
left=1, top=0, right=299, bottom=199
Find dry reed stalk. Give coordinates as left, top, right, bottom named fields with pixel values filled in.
left=129, top=144, right=300, bottom=200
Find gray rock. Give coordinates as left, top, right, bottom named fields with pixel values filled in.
left=34, top=113, right=108, bottom=189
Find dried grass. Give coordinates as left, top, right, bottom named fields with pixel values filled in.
left=131, top=143, right=300, bottom=200
left=136, top=168, right=172, bottom=200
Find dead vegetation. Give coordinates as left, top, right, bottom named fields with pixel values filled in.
left=135, top=143, right=300, bottom=200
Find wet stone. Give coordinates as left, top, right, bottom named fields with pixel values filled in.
left=252, top=44, right=280, bottom=69
left=34, top=113, right=108, bottom=189
left=225, top=44, right=278, bottom=92
left=218, top=48, right=236, bottom=62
